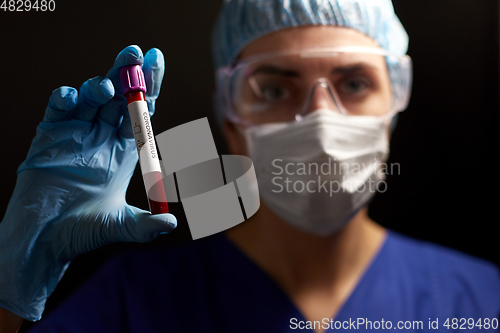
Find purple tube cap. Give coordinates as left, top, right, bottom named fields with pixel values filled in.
left=120, top=65, right=147, bottom=95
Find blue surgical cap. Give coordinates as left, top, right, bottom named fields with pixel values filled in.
left=211, top=0, right=409, bottom=69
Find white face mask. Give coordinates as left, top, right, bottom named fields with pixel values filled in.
left=243, top=109, right=390, bottom=236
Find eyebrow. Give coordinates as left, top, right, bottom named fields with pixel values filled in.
left=331, top=63, right=379, bottom=75
left=249, top=62, right=379, bottom=77
left=249, top=65, right=299, bottom=77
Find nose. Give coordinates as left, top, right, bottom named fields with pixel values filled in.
left=301, top=80, right=342, bottom=116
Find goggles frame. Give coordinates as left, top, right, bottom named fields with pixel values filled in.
left=216, top=46, right=412, bottom=126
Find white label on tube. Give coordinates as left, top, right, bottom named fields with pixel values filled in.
left=128, top=101, right=162, bottom=175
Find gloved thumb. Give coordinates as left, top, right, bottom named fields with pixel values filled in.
left=123, top=206, right=177, bottom=243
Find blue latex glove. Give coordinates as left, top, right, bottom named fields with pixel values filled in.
left=0, top=45, right=176, bottom=321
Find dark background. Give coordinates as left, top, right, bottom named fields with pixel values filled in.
left=0, top=0, right=498, bottom=330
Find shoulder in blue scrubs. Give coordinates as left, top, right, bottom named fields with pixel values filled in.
left=30, top=230, right=500, bottom=332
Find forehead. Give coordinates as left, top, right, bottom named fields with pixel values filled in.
left=238, top=26, right=382, bottom=61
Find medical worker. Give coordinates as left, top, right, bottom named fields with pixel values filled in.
left=1, top=0, right=500, bottom=332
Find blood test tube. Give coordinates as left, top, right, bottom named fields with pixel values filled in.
left=119, top=64, right=169, bottom=214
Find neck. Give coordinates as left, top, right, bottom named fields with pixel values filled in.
left=225, top=202, right=386, bottom=296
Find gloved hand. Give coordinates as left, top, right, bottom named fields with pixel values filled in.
left=0, top=45, right=176, bottom=321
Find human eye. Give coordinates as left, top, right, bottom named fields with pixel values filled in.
left=259, top=84, right=291, bottom=102
left=338, top=76, right=373, bottom=95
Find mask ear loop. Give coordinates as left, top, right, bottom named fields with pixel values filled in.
left=238, top=75, right=272, bottom=114
left=296, top=78, right=348, bottom=121
left=225, top=62, right=276, bottom=126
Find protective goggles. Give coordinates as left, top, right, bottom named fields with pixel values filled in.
left=216, top=46, right=412, bottom=125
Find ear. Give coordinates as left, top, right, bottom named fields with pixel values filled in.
left=222, top=119, right=249, bottom=156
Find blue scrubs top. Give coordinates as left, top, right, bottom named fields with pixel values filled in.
left=30, top=230, right=500, bottom=332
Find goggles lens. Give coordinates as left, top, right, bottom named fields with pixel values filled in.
left=218, top=47, right=412, bottom=124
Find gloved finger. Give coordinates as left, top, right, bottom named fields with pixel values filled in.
left=72, top=77, right=114, bottom=122
left=118, top=48, right=164, bottom=138
left=135, top=212, right=178, bottom=242
left=122, top=206, right=177, bottom=243
left=43, top=87, right=78, bottom=123
left=118, top=109, right=134, bottom=138
left=143, top=48, right=165, bottom=117
left=106, top=45, right=144, bottom=88
left=98, top=45, right=144, bottom=127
